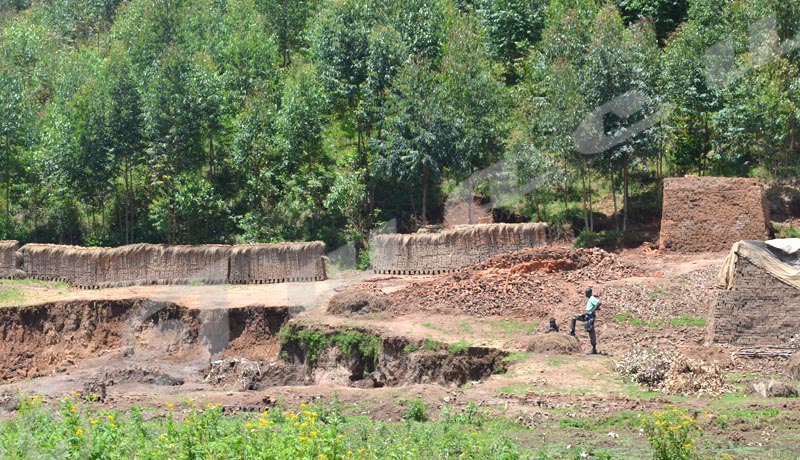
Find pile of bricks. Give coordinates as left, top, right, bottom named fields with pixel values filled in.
left=711, top=258, right=800, bottom=345
left=371, top=223, right=549, bottom=275
left=660, top=177, right=771, bottom=252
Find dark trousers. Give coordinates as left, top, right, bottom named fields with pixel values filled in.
left=570, top=313, right=597, bottom=348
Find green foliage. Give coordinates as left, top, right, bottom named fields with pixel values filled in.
left=775, top=224, right=800, bottom=238
left=0, top=0, right=799, bottom=249
left=641, top=407, right=702, bottom=460
left=448, top=340, right=470, bottom=355
left=0, top=396, right=527, bottom=459
left=279, top=326, right=382, bottom=365
left=422, top=338, right=440, bottom=351
left=402, top=397, right=429, bottom=422
left=668, top=314, right=706, bottom=328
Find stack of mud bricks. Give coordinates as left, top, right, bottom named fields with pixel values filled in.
left=660, top=176, right=771, bottom=252
left=0, top=241, right=19, bottom=278
left=229, top=243, right=327, bottom=284
left=17, top=242, right=326, bottom=288
left=371, top=223, right=549, bottom=275
left=712, top=259, right=800, bottom=345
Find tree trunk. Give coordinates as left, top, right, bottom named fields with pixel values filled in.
left=581, top=168, right=589, bottom=232
left=422, top=163, right=429, bottom=226
left=611, top=171, right=619, bottom=231
left=124, top=156, right=132, bottom=244
left=587, top=170, right=594, bottom=232
left=623, top=151, right=629, bottom=232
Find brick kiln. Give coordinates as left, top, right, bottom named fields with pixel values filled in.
left=712, top=239, right=800, bottom=345
left=660, top=177, right=771, bottom=252
left=371, top=222, right=549, bottom=275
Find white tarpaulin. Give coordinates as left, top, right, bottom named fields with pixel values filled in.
left=718, top=239, right=800, bottom=290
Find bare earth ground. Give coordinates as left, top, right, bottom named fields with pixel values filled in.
left=2, top=246, right=800, bottom=458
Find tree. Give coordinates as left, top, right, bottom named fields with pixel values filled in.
left=104, top=46, right=143, bottom=244
left=439, top=17, right=511, bottom=206
left=476, top=0, right=547, bottom=81
left=0, top=71, right=29, bottom=222
left=257, top=0, right=317, bottom=67
left=377, top=58, right=457, bottom=225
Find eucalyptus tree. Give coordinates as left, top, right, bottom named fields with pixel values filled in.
left=476, top=0, right=547, bottom=82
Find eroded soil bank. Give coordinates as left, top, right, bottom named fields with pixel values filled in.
left=0, top=299, right=508, bottom=398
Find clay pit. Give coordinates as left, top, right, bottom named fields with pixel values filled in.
left=0, top=299, right=508, bottom=399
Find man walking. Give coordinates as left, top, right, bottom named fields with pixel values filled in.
left=569, top=288, right=600, bottom=354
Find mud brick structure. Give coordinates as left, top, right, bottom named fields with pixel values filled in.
left=229, top=242, right=326, bottom=284
left=19, top=242, right=326, bottom=288
left=659, top=177, right=770, bottom=252
left=711, top=258, right=800, bottom=345
left=0, top=240, right=19, bottom=278
left=371, top=222, right=549, bottom=275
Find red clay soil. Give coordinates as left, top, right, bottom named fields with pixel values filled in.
left=387, top=246, right=642, bottom=317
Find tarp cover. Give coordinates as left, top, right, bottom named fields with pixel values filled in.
left=718, top=239, right=800, bottom=290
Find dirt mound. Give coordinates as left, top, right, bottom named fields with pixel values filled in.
left=525, top=334, right=582, bottom=354
left=389, top=247, right=640, bottom=317
left=746, top=379, right=798, bottom=398
left=327, top=290, right=392, bottom=315
left=786, top=354, right=800, bottom=380
left=104, top=367, right=185, bottom=386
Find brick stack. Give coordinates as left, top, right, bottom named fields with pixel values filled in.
left=371, top=223, right=549, bottom=275
left=711, top=259, right=800, bottom=345
left=0, top=240, right=19, bottom=278
left=19, top=242, right=326, bottom=288
left=660, top=177, right=771, bottom=252
left=229, top=242, right=326, bottom=284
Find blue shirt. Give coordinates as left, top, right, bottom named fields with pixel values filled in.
left=586, top=296, right=600, bottom=314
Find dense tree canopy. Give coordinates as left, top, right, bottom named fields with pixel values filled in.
left=0, top=0, right=798, bottom=250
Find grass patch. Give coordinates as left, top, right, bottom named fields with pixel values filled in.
left=647, top=286, right=674, bottom=298
left=559, top=411, right=641, bottom=431
left=458, top=320, right=473, bottom=334
left=498, top=382, right=540, bottom=396
left=422, top=338, right=440, bottom=351
left=546, top=357, right=567, bottom=366
left=0, top=288, right=25, bottom=305
left=612, top=313, right=663, bottom=327
left=667, top=314, right=706, bottom=328
left=448, top=340, right=470, bottom=355
left=501, top=351, right=532, bottom=365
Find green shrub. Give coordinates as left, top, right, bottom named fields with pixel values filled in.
left=775, top=224, right=800, bottom=238
left=574, top=229, right=600, bottom=248
left=448, top=340, right=470, bottom=355
left=402, top=397, right=429, bottom=422
left=422, top=338, right=440, bottom=351
left=641, top=407, right=701, bottom=460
